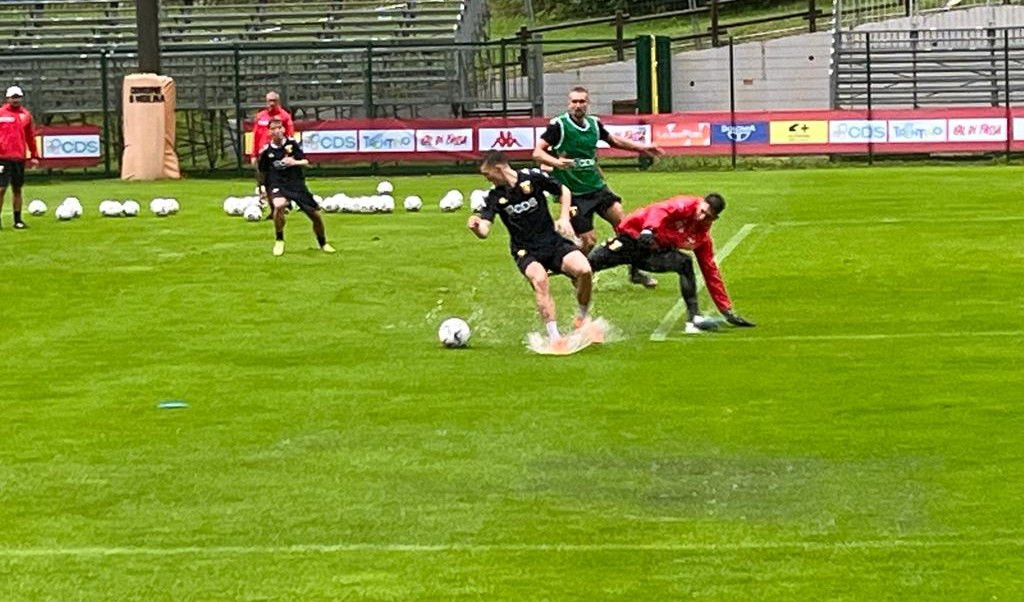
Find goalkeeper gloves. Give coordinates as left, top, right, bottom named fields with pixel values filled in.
left=637, top=229, right=657, bottom=248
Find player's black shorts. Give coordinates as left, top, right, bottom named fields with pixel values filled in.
left=570, top=186, right=622, bottom=235
left=270, top=185, right=318, bottom=212
left=513, top=238, right=579, bottom=276
left=0, top=160, right=26, bottom=190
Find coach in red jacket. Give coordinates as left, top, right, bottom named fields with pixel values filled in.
left=0, top=85, right=39, bottom=229
left=250, top=91, right=294, bottom=164
left=588, top=193, right=755, bottom=333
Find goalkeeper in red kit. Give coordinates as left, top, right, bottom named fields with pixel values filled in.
left=588, top=193, right=755, bottom=334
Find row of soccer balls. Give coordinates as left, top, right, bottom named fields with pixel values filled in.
left=223, top=188, right=489, bottom=218
left=28, top=198, right=181, bottom=220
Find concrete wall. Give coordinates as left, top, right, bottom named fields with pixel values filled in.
left=539, top=5, right=1024, bottom=114
left=673, top=32, right=831, bottom=111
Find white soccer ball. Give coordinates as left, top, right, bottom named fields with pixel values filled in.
left=440, top=189, right=464, bottom=212
left=28, top=199, right=47, bottom=216
left=223, top=196, right=240, bottom=215
left=151, top=198, right=171, bottom=216
left=313, top=194, right=323, bottom=208
left=403, top=195, right=423, bottom=212
left=469, top=189, right=489, bottom=212
left=55, top=203, right=75, bottom=221
left=165, top=198, right=180, bottom=214
left=100, top=200, right=124, bottom=217
left=380, top=194, right=395, bottom=213
left=122, top=200, right=140, bottom=216
left=62, top=197, right=83, bottom=217
left=242, top=204, right=263, bottom=222
left=376, top=180, right=394, bottom=194
left=438, top=317, right=471, bottom=348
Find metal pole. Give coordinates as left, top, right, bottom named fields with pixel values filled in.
left=729, top=36, right=737, bottom=169
left=100, top=51, right=112, bottom=176
left=500, top=39, right=508, bottom=116
left=808, top=0, right=816, bottom=33
left=232, top=45, right=243, bottom=171
left=365, top=42, right=375, bottom=118
left=615, top=10, right=626, bottom=62
left=866, top=31, right=873, bottom=166
left=710, top=0, right=720, bottom=48
left=1005, top=28, right=1011, bottom=163
left=136, top=0, right=161, bottom=73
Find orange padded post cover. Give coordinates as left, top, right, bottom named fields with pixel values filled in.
left=121, top=73, right=181, bottom=180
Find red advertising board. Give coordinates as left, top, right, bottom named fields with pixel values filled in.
left=238, top=107, right=1024, bottom=163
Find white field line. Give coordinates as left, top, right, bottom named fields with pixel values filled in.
left=773, top=216, right=1024, bottom=227
left=2, top=537, right=1023, bottom=557
left=650, top=223, right=758, bottom=342
left=659, top=330, right=1024, bottom=343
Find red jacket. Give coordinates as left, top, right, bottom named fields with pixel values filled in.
left=0, top=104, right=38, bottom=161
left=251, top=107, right=294, bottom=158
left=617, top=196, right=733, bottom=312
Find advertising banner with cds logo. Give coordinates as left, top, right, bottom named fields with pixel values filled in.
left=35, top=125, right=103, bottom=168
left=43, top=134, right=101, bottom=158
left=301, top=130, right=358, bottom=154
left=829, top=120, right=888, bottom=143
left=711, top=122, right=768, bottom=144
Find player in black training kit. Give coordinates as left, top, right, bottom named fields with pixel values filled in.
left=468, top=151, right=593, bottom=345
left=256, top=117, right=335, bottom=256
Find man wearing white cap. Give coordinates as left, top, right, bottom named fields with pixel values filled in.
left=0, top=85, right=40, bottom=230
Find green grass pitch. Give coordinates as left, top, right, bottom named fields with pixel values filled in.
left=0, top=165, right=1022, bottom=600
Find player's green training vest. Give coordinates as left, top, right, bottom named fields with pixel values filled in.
left=550, top=113, right=606, bottom=194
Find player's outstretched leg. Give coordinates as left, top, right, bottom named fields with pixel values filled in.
left=272, top=197, right=288, bottom=256
left=304, top=209, right=335, bottom=253
left=601, top=201, right=657, bottom=288
left=524, top=261, right=561, bottom=343
left=560, top=250, right=593, bottom=329
left=587, top=236, right=633, bottom=273
left=643, top=250, right=716, bottom=334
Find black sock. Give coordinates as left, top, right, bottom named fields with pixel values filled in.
left=275, top=231, right=284, bottom=241
left=316, top=234, right=326, bottom=247
left=13, top=211, right=21, bottom=223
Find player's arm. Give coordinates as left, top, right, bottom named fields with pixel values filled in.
left=284, top=113, right=295, bottom=137
left=533, top=122, right=575, bottom=170
left=535, top=170, right=573, bottom=237
left=602, top=120, right=663, bottom=158
left=25, top=112, right=39, bottom=166
left=281, top=142, right=309, bottom=167
left=694, top=242, right=755, bottom=326
left=468, top=192, right=499, bottom=238
left=467, top=215, right=492, bottom=239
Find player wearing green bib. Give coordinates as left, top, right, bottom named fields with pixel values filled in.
left=533, top=86, right=663, bottom=288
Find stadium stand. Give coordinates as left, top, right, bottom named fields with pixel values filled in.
left=0, top=0, right=487, bottom=121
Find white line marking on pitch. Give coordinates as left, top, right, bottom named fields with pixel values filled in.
left=773, top=216, right=1024, bottom=227
left=2, top=537, right=1023, bottom=557
left=658, top=330, right=1024, bottom=343
left=650, top=223, right=758, bottom=342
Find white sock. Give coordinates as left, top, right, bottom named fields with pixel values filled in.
left=578, top=304, right=589, bottom=319
left=545, top=321, right=561, bottom=340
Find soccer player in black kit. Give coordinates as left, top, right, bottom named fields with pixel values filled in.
left=468, top=151, right=593, bottom=347
left=256, top=117, right=335, bottom=256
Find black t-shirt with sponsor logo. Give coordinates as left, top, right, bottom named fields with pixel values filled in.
left=479, top=168, right=566, bottom=254
left=257, top=138, right=307, bottom=192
